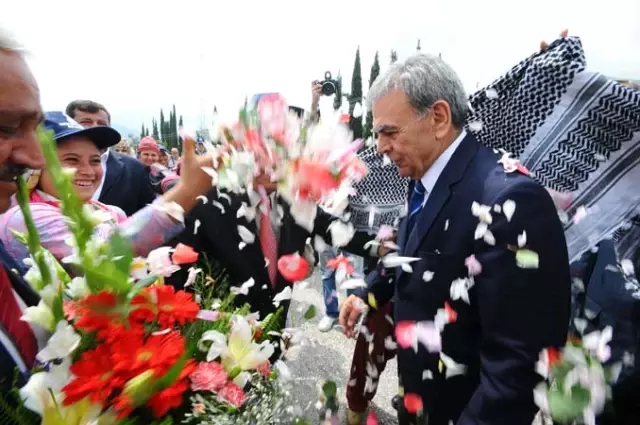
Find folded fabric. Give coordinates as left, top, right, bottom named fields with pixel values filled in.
left=348, top=145, right=409, bottom=234
left=467, top=36, right=640, bottom=262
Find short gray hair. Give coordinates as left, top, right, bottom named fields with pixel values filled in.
left=367, top=54, right=469, bottom=128
left=0, top=29, right=24, bottom=55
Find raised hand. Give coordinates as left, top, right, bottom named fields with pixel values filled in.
left=162, top=134, right=217, bottom=213
left=540, top=29, right=569, bottom=51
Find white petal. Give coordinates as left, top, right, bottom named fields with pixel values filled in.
left=237, top=225, right=255, bottom=244
left=502, top=199, right=516, bottom=222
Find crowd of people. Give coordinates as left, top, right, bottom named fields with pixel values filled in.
left=0, top=28, right=639, bottom=425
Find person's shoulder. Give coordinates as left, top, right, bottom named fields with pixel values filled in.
left=112, top=151, right=145, bottom=170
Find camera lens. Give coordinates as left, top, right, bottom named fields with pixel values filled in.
left=321, top=81, right=336, bottom=96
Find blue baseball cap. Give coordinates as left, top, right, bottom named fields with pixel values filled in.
left=43, top=111, right=121, bottom=150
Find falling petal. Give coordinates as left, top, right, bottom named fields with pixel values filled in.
left=238, top=242, right=247, bottom=250
left=273, top=286, right=293, bottom=306
left=340, top=278, right=367, bottom=290
left=620, top=259, right=634, bottom=276
left=517, top=231, right=527, bottom=247
left=329, top=221, right=355, bottom=248
left=353, top=102, right=364, bottom=118
left=440, top=352, right=467, bottom=378
left=382, top=255, right=421, bottom=268
left=193, top=219, right=201, bottom=235
left=485, top=88, right=499, bottom=99
left=464, top=255, right=482, bottom=276
left=474, top=222, right=488, bottom=240
left=573, top=206, right=588, bottom=224
left=212, top=201, right=226, bottom=214
left=401, top=263, right=413, bottom=273
left=468, top=121, right=483, bottom=132
left=382, top=155, right=392, bottom=166
left=196, top=195, right=208, bottom=204
left=422, top=271, right=434, bottom=282
left=422, top=370, right=433, bottom=380
left=502, top=199, right=516, bottom=222
left=516, top=249, right=539, bottom=269
left=237, top=225, right=255, bottom=244
left=483, top=230, right=495, bottom=245
left=444, top=219, right=449, bottom=231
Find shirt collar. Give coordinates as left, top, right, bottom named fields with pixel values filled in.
left=101, top=149, right=110, bottom=163
left=420, top=129, right=467, bottom=193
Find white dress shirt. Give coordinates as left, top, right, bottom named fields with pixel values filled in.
left=92, top=150, right=110, bottom=201
left=419, top=129, right=467, bottom=205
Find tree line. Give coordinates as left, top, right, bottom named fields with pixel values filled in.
left=139, top=40, right=425, bottom=148
left=140, top=105, right=183, bottom=150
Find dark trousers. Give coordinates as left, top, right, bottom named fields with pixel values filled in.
left=346, top=302, right=396, bottom=413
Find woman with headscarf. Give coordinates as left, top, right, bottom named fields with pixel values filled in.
left=0, top=111, right=215, bottom=267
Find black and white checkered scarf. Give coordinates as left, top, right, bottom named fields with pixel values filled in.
left=348, top=146, right=409, bottom=234
left=467, top=36, right=640, bottom=262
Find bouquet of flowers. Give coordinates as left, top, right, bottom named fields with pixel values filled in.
left=1, top=129, right=320, bottom=425
left=200, top=93, right=368, bottom=231
left=534, top=329, right=620, bottom=425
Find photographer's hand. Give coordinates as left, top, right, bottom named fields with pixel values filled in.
left=311, top=80, right=322, bottom=112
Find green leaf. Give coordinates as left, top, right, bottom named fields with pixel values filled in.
left=107, top=231, right=134, bottom=291
left=303, top=304, right=316, bottom=320
left=322, top=380, right=337, bottom=398
left=548, top=385, right=591, bottom=422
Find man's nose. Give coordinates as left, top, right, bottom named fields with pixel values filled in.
left=12, top=131, right=45, bottom=170
left=376, top=136, right=390, bottom=155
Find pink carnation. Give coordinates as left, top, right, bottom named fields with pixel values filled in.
left=256, top=361, right=271, bottom=378
left=218, top=382, right=246, bottom=408
left=189, top=361, right=228, bottom=392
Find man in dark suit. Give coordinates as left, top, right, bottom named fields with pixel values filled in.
left=0, top=32, right=46, bottom=392
left=340, top=54, right=571, bottom=425
left=65, top=100, right=156, bottom=216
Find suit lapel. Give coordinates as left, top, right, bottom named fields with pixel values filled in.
left=403, top=135, right=479, bottom=258
left=99, top=151, right=124, bottom=201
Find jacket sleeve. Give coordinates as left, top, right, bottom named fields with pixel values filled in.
left=457, top=181, right=570, bottom=425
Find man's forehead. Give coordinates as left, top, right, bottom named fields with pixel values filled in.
left=0, top=51, right=42, bottom=119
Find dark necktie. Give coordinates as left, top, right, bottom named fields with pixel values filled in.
left=0, top=266, right=37, bottom=367
left=407, top=180, right=426, bottom=231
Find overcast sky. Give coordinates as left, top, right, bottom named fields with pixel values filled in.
left=3, top=0, right=639, bottom=137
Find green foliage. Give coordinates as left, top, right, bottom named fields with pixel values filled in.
left=349, top=47, right=363, bottom=140
left=363, top=51, right=380, bottom=140
left=0, top=369, right=41, bottom=425
left=332, top=73, right=343, bottom=111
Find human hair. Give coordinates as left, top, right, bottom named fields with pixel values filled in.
left=65, top=100, right=111, bottom=124
left=0, top=29, right=24, bottom=55
left=367, top=53, right=469, bottom=129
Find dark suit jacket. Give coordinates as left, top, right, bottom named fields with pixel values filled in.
left=98, top=151, right=156, bottom=216
left=364, top=133, right=571, bottom=425
left=167, top=189, right=373, bottom=326
left=570, top=240, right=640, bottom=425
left=0, top=241, right=39, bottom=394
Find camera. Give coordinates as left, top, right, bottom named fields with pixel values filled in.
left=321, top=71, right=339, bottom=96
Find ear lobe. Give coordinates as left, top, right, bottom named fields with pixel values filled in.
left=431, top=101, right=452, bottom=138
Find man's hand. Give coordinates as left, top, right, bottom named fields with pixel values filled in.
left=540, top=29, right=569, bottom=50
left=311, top=80, right=322, bottom=112
left=339, top=294, right=365, bottom=338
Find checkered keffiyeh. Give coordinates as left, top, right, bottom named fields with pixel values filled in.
left=348, top=146, right=409, bottom=234
left=467, top=36, right=640, bottom=262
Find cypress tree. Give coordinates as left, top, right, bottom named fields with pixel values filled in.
left=363, top=51, right=380, bottom=140
left=348, top=47, right=363, bottom=140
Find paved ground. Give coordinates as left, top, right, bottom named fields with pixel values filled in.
left=283, top=271, right=549, bottom=425
left=286, top=271, right=399, bottom=425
